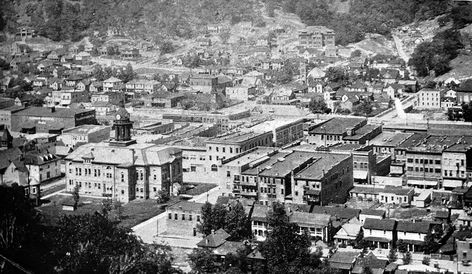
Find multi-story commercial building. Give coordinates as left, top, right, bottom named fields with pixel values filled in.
left=91, top=92, right=125, bottom=106
left=59, top=125, right=111, bottom=149
left=11, top=107, right=96, bottom=134
left=205, top=131, right=274, bottom=173
left=292, top=151, right=353, bottom=205
left=307, top=117, right=368, bottom=146
left=245, top=118, right=305, bottom=147
left=0, top=105, right=25, bottom=130
left=25, top=151, right=62, bottom=184
left=64, top=108, right=182, bottom=203
left=416, top=88, right=444, bottom=109
left=298, top=26, right=335, bottom=49
left=189, top=74, right=218, bottom=94
left=125, top=79, right=160, bottom=94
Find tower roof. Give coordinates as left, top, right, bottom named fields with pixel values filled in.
left=115, top=107, right=130, bottom=120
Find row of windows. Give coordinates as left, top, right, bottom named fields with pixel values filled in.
left=407, top=158, right=441, bottom=165
left=168, top=213, right=200, bottom=222
left=407, top=167, right=441, bottom=173
left=321, top=135, right=341, bottom=141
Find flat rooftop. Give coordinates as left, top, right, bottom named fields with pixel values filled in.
left=223, top=147, right=277, bottom=166
left=246, top=118, right=305, bottom=133
left=294, top=152, right=350, bottom=180
left=14, top=107, right=93, bottom=118
left=369, top=131, right=414, bottom=147
left=207, top=131, right=271, bottom=145
left=62, top=125, right=110, bottom=135
left=259, top=151, right=314, bottom=178
left=310, top=117, right=366, bottom=135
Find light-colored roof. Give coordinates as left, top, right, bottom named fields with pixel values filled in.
left=65, top=142, right=180, bottom=166
left=104, top=76, right=122, bottom=83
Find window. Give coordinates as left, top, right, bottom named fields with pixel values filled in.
left=182, top=214, right=185, bottom=220
left=197, top=215, right=200, bottom=222
left=189, top=215, right=193, bottom=221
left=191, top=165, right=196, bottom=172
left=227, top=171, right=231, bottom=177
left=211, top=164, right=218, bottom=172
left=168, top=213, right=172, bottom=219
left=174, top=213, right=178, bottom=219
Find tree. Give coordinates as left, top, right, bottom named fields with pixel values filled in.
left=325, top=67, right=347, bottom=83
left=397, top=239, right=408, bottom=253
left=199, top=202, right=214, bottom=235
left=53, top=213, right=144, bottom=273
left=156, top=189, right=170, bottom=204
left=118, top=63, right=135, bottom=83
left=0, top=184, right=38, bottom=250
left=463, top=102, right=472, bottom=122
left=113, top=200, right=123, bottom=221
left=353, top=100, right=373, bottom=116
left=422, top=256, right=431, bottom=265
left=92, top=65, right=106, bottom=81
left=260, top=202, right=313, bottom=273
left=101, top=198, right=113, bottom=216
left=402, top=251, right=412, bottom=265
left=225, top=202, right=251, bottom=241
left=219, top=31, right=231, bottom=44
left=72, top=185, right=80, bottom=209
left=188, top=247, right=219, bottom=274
left=351, top=49, right=362, bottom=58
left=309, top=97, right=331, bottom=114
left=160, top=41, right=176, bottom=54
left=108, top=244, right=180, bottom=274
left=388, top=247, right=398, bottom=263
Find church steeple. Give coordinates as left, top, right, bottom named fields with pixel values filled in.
left=110, top=107, right=136, bottom=146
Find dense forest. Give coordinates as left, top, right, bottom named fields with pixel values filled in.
left=0, top=0, right=257, bottom=42
left=0, top=0, right=452, bottom=44
left=409, top=4, right=472, bottom=77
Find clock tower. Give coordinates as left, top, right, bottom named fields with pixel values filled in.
left=110, top=107, right=136, bottom=146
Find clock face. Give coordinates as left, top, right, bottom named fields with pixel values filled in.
left=116, top=114, right=121, bottom=120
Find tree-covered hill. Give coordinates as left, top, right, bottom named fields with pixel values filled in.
left=0, top=0, right=257, bottom=42
left=0, top=0, right=453, bottom=45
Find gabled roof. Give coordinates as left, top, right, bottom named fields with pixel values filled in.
left=363, top=218, right=396, bottom=231
left=197, top=229, right=231, bottom=248
left=397, top=221, right=431, bottom=234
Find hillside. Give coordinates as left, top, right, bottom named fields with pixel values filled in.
left=0, top=0, right=455, bottom=46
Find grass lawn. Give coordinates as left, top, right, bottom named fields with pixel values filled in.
left=38, top=193, right=180, bottom=228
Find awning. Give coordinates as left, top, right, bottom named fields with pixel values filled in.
left=364, top=237, right=391, bottom=243
left=407, top=179, right=438, bottom=186
left=354, top=170, right=368, bottom=180
left=305, top=189, right=321, bottom=195
left=443, top=179, right=463, bottom=188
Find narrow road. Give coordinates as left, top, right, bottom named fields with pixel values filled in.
left=392, top=34, right=409, bottom=63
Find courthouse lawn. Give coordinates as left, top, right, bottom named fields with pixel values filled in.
left=38, top=194, right=182, bottom=228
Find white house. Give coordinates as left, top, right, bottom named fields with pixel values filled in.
left=363, top=218, right=396, bottom=249
left=396, top=221, right=432, bottom=252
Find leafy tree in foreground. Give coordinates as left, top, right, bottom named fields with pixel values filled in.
left=53, top=213, right=179, bottom=273
left=309, top=97, right=331, bottom=114
left=260, top=202, right=316, bottom=273
left=188, top=247, right=219, bottom=274
left=225, top=202, right=252, bottom=241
